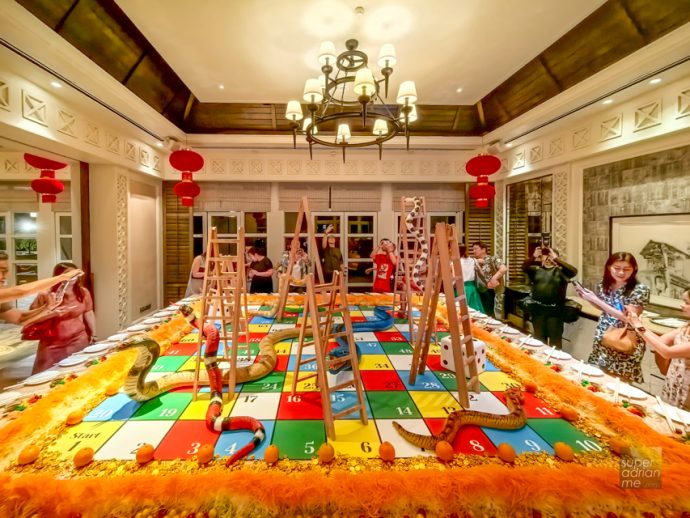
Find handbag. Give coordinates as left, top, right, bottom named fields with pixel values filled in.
left=21, top=318, right=56, bottom=340
left=601, top=326, right=636, bottom=355
left=562, top=299, right=582, bottom=323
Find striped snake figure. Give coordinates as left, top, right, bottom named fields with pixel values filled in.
left=404, top=197, right=429, bottom=292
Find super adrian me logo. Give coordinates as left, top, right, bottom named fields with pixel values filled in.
left=620, top=446, right=662, bottom=489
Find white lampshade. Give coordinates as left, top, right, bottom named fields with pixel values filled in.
left=285, top=100, right=303, bottom=121
left=302, top=117, right=318, bottom=135
left=377, top=44, right=397, bottom=68
left=399, top=104, right=418, bottom=123
left=373, top=119, right=388, bottom=136
left=336, top=123, right=351, bottom=143
left=303, top=79, right=323, bottom=103
left=318, top=41, right=337, bottom=66
left=354, top=68, right=376, bottom=96
left=396, top=80, right=418, bottom=104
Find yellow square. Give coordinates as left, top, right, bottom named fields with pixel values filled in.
left=331, top=420, right=380, bottom=458
left=358, top=354, right=393, bottom=371
left=273, top=340, right=293, bottom=355
left=49, top=421, right=124, bottom=460
left=177, top=357, right=198, bottom=371
left=429, top=344, right=441, bottom=355
left=349, top=310, right=364, bottom=318
left=248, top=324, right=272, bottom=332
left=283, top=371, right=320, bottom=392
left=179, top=333, right=202, bottom=344
left=180, top=395, right=236, bottom=420
left=408, top=391, right=460, bottom=418
left=478, top=371, right=520, bottom=391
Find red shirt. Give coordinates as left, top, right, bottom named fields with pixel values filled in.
left=373, top=253, right=395, bottom=293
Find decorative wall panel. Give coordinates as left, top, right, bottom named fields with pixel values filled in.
left=572, top=127, right=590, bottom=149
left=57, top=109, right=77, bottom=138
left=85, top=122, right=100, bottom=147
left=552, top=171, right=569, bottom=258
left=0, top=81, right=9, bottom=111
left=494, top=181, right=505, bottom=260
left=116, top=174, right=128, bottom=328
left=22, top=90, right=47, bottom=126
left=678, top=89, right=690, bottom=119
left=529, top=145, right=543, bottom=164
left=549, top=138, right=564, bottom=157
left=105, top=133, right=120, bottom=154
left=634, top=100, right=662, bottom=131
left=600, top=114, right=622, bottom=141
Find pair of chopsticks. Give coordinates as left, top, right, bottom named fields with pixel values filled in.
left=656, top=395, right=682, bottom=435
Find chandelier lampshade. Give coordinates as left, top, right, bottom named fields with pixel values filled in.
left=24, top=153, right=66, bottom=203
left=465, top=154, right=502, bottom=177
left=286, top=38, right=418, bottom=162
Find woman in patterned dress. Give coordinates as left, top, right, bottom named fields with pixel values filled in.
left=575, top=252, right=650, bottom=383
left=628, top=289, right=690, bottom=410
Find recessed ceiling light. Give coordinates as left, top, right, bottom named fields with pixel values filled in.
left=602, top=99, right=613, bottom=105
left=50, top=81, right=62, bottom=88
left=506, top=142, right=514, bottom=148
left=649, top=78, right=662, bottom=85
left=456, top=87, right=463, bottom=93
left=218, top=84, right=225, bottom=90
left=155, top=142, right=163, bottom=148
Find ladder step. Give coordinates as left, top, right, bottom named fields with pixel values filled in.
left=329, top=379, right=357, bottom=391
left=296, top=372, right=318, bottom=384
left=333, top=405, right=362, bottom=419
left=327, top=331, right=350, bottom=340
left=298, top=357, right=316, bottom=366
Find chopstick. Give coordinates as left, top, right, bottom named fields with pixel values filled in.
left=2, top=382, right=25, bottom=391
left=656, top=396, right=680, bottom=435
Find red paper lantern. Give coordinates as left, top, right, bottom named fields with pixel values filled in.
left=173, top=178, right=201, bottom=207
left=475, top=198, right=490, bottom=209
left=24, top=153, right=67, bottom=203
left=169, top=149, right=204, bottom=173
left=469, top=182, right=496, bottom=200
left=465, top=154, right=501, bottom=177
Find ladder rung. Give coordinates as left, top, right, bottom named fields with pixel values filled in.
left=333, top=405, right=362, bottom=419
left=296, top=372, right=318, bottom=383
left=327, top=331, right=350, bottom=340
left=298, top=357, right=316, bottom=366
left=329, top=379, right=357, bottom=391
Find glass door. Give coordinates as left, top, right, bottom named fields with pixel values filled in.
left=313, top=213, right=344, bottom=280
left=208, top=212, right=238, bottom=256
left=345, top=214, right=375, bottom=290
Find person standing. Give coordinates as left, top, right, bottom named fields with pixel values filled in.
left=522, top=247, right=578, bottom=348
left=185, top=252, right=206, bottom=297
left=247, top=247, right=274, bottom=294
left=576, top=252, right=650, bottom=383
left=321, top=224, right=343, bottom=283
left=370, top=239, right=398, bottom=293
left=472, top=241, right=508, bottom=320
left=458, top=244, right=484, bottom=313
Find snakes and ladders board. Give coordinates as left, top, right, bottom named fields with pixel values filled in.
left=48, top=305, right=602, bottom=462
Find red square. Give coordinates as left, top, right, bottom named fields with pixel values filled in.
left=350, top=316, right=367, bottom=322
left=423, top=419, right=496, bottom=455
left=374, top=331, right=406, bottom=342
left=154, top=421, right=219, bottom=460
left=273, top=355, right=289, bottom=372
left=425, top=354, right=443, bottom=371
left=277, top=391, right=324, bottom=420
left=163, top=343, right=199, bottom=356
left=361, top=370, right=404, bottom=391
left=492, top=391, right=561, bottom=419
left=435, top=325, right=448, bottom=332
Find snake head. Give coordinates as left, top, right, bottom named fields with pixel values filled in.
left=504, top=387, right=525, bottom=403
left=178, top=304, right=195, bottom=320
left=116, top=333, right=153, bottom=350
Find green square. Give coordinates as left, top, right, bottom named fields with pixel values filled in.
left=359, top=305, right=375, bottom=311
left=131, top=393, right=192, bottom=421
left=527, top=419, right=603, bottom=452
left=436, top=332, right=450, bottom=340
left=260, top=305, right=273, bottom=311
left=150, top=356, right=188, bottom=373
left=284, top=306, right=302, bottom=313
left=272, top=420, right=326, bottom=460
left=367, top=391, right=421, bottom=419
left=434, top=370, right=489, bottom=393
left=380, top=342, right=414, bottom=355
left=240, top=371, right=285, bottom=393
left=394, top=318, right=408, bottom=324
left=277, top=317, right=298, bottom=324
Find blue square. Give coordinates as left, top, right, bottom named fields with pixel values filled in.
left=287, top=354, right=318, bottom=371
left=356, top=341, right=385, bottom=355
left=482, top=426, right=554, bottom=454
left=399, top=370, right=444, bottom=391
left=84, top=393, right=143, bottom=421
left=330, top=391, right=373, bottom=419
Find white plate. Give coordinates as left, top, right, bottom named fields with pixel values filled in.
left=82, top=342, right=111, bottom=354
left=520, top=337, right=545, bottom=347
left=143, top=318, right=163, bottom=324
left=165, top=305, right=179, bottom=311
left=653, top=404, right=690, bottom=424
left=605, top=382, right=648, bottom=400
left=106, top=333, right=129, bottom=343
left=543, top=348, right=572, bottom=361
left=58, top=355, right=89, bottom=367
left=501, top=327, right=520, bottom=335
left=485, top=318, right=502, bottom=326
left=651, top=318, right=687, bottom=329
left=570, top=363, right=604, bottom=377
left=153, top=311, right=175, bottom=318
left=0, top=391, right=22, bottom=406
left=126, top=324, right=150, bottom=332
left=24, top=370, right=61, bottom=386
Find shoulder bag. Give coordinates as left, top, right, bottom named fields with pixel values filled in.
left=601, top=326, right=636, bottom=355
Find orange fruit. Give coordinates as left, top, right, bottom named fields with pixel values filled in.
left=73, top=447, right=94, bottom=468
left=435, top=440, right=454, bottom=462
left=264, top=444, right=279, bottom=465
left=135, top=443, right=155, bottom=465
left=496, top=443, right=516, bottom=463
left=554, top=442, right=575, bottom=462
left=17, top=444, right=40, bottom=466
left=105, top=382, right=120, bottom=396
left=608, top=437, right=629, bottom=456
left=197, top=444, right=215, bottom=465
left=379, top=441, right=396, bottom=462
left=66, top=410, right=85, bottom=426
left=523, top=380, right=538, bottom=393
left=317, top=442, right=335, bottom=464
left=560, top=407, right=579, bottom=422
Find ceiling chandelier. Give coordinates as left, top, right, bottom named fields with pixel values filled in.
left=286, top=39, right=418, bottom=162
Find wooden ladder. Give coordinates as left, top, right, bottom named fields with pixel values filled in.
left=274, top=196, right=325, bottom=320
left=291, top=271, right=368, bottom=440
left=408, top=222, right=480, bottom=408
left=192, top=226, right=250, bottom=401
left=393, top=196, right=428, bottom=345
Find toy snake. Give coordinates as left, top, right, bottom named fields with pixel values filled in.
left=328, top=306, right=393, bottom=373
left=393, top=388, right=527, bottom=450
left=404, top=197, right=429, bottom=292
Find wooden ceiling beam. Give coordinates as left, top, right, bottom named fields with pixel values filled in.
left=54, top=0, right=79, bottom=33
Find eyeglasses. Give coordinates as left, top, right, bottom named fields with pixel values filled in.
left=610, top=266, right=633, bottom=273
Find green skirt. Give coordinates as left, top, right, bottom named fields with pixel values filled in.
left=464, top=281, right=485, bottom=313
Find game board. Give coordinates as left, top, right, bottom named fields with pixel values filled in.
left=48, top=304, right=602, bottom=464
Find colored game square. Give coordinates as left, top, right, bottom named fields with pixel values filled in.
left=94, top=421, right=174, bottom=460
left=270, top=339, right=293, bottom=355
left=400, top=370, right=444, bottom=392
left=485, top=359, right=500, bottom=372
left=482, top=426, right=553, bottom=454
left=329, top=391, right=372, bottom=419
left=456, top=391, right=510, bottom=415
left=353, top=331, right=377, bottom=342
left=287, top=354, right=318, bottom=372
left=358, top=354, right=393, bottom=371
left=273, top=355, right=289, bottom=372
left=163, top=342, right=199, bottom=356
left=436, top=325, right=448, bottom=332
left=237, top=333, right=266, bottom=344
left=179, top=332, right=201, bottom=343
left=526, top=419, right=602, bottom=452
left=478, top=371, right=521, bottom=391
left=155, top=420, right=221, bottom=460
left=230, top=392, right=281, bottom=420
left=388, top=355, right=413, bottom=371
left=349, top=310, right=364, bottom=318
left=215, top=420, right=276, bottom=461
left=408, top=391, right=460, bottom=418
left=277, top=317, right=298, bottom=324
left=350, top=316, right=367, bottom=323
left=276, top=391, right=324, bottom=420
left=356, top=341, right=385, bottom=355
left=424, top=419, right=497, bottom=455
left=380, top=341, right=415, bottom=355
left=248, top=323, right=272, bottom=332
left=394, top=323, right=411, bottom=331
left=84, top=393, right=143, bottom=421
left=493, top=392, right=561, bottom=419
left=271, top=420, right=326, bottom=460
left=283, top=371, right=320, bottom=392
left=361, top=370, right=405, bottom=391
left=425, top=354, right=443, bottom=371
left=150, top=356, right=189, bottom=373
left=179, top=394, right=235, bottom=420
left=131, top=392, right=193, bottom=421
left=241, top=371, right=285, bottom=392
left=374, top=419, right=434, bottom=457
left=331, top=420, right=380, bottom=458
left=375, top=331, right=407, bottom=342
left=326, top=370, right=356, bottom=391
left=269, top=322, right=295, bottom=331
left=49, top=421, right=124, bottom=460
left=367, top=391, right=421, bottom=419
left=433, top=369, right=462, bottom=391
left=251, top=316, right=275, bottom=325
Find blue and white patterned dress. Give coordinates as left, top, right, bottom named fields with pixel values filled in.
left=587, top=282, right=650, bottom=383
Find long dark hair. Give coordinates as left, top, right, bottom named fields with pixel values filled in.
left=52, top=262, right=84, bottom=302
left=602, top=252, right=639, bottom=295
left=459, top=244, right=468, bottom=258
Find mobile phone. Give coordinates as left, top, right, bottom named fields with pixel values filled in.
left=571, top=280, right=584, bottom=290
